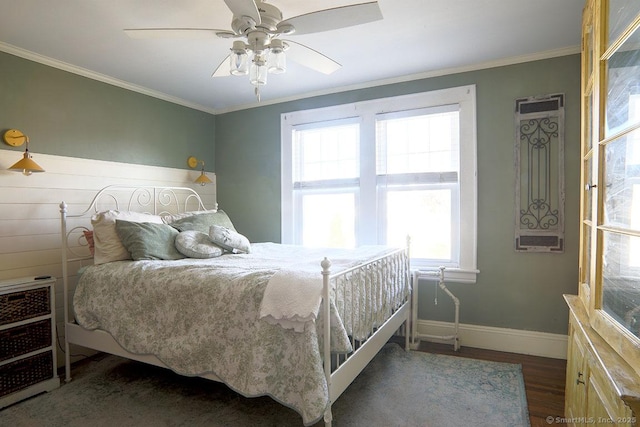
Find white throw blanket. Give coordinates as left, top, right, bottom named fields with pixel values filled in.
left=259, top=262, right=325, bottom=332
left=258, top=245, right=401, bottom=332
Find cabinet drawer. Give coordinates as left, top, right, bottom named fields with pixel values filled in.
left=0, top=287, right=50, bottom=325
left=0, top=352, right=54, bottom=398
left=0, top=319, right=52, bottom=362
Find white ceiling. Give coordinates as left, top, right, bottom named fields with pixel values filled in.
left=0, top=0, right=584, bottom=114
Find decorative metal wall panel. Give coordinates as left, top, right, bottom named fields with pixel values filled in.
left=514, top=94, right=565, bottom=252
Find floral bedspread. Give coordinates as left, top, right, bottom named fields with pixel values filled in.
left=73, top=242, right=408, bottom=425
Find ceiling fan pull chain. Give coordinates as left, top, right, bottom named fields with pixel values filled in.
left=255, top=86, right=261, bottom=102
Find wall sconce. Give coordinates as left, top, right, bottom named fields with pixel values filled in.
left=3, top=129, right=45, bottom=175
left=187, top=156, right=213, bottom=186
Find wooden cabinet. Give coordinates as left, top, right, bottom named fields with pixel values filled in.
left=566, top=2, right=640, bottom=422
left=0, top=276, right=60, bottom=408
left=565, top=296, right=637, bottom=426
left=565, top=317, right=588, bottom=424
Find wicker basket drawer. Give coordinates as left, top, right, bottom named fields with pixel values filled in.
left=0, top=287, right=50, bottom=326
left=0, top=319, right=52, bottom=363
left=0, top=352, right=54, bottom=398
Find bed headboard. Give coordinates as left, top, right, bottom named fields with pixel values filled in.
left=64, top=185, right=208, bottom=217
left=58, top=185, right=213, bottom=363
left=60, top=185, right=211, bottom=260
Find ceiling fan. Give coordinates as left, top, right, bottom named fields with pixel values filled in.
left=124, top=0, right=383, bottom=100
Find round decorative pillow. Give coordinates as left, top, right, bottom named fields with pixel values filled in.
left=175, top=230, right=224, bottom=259
left=209, top=225, right=251, bottom=254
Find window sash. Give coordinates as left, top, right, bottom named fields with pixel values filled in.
left=378, top=182, right=460, bottom=266
left=293, top=187, right=359, bottom=248
left=376, top=104, right=461, bottom=176
left=292, top=117, right=360, bottom=183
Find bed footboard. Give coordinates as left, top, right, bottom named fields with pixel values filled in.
left=321, top=246, right=411, bottom=426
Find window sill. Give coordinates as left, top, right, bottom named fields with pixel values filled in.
left=412, top=267, right=479, bottom=284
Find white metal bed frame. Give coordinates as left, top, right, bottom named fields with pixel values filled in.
left=59, top=185, right=411, bottom=426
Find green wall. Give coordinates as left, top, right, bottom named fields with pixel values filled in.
left=0, top=51, right=215, bottom=168
left=215, top=54, right=581, bottom=335
left=2, top=49, right=580, bottom=335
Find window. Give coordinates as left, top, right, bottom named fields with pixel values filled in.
left=281, top=85, right=478, bottom=282
left=376, top=106, right=460, bottom=263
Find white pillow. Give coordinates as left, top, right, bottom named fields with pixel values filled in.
left=175, top=230, right=224, bottom=259
left=209, top=225, right=251, bottom=254
left=91, top=210, right=163, bottom=264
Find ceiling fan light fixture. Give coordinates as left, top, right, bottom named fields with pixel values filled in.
left=268, top=39, right=286, bottom=74
left=249, top=54, right=268, bottom=86
left=126, top=0, right=381, bottom=102
left=230, top=41, right=249, bottom=75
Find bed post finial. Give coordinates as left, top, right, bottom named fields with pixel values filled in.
left=321, top=257, right=331, bottom=272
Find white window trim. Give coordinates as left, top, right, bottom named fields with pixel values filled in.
left=281, top=85, right=479, bottom=283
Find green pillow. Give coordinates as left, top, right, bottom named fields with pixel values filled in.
left=170, top=210, right=236, bottom=234
left=115, top=220, right=185, bottom=261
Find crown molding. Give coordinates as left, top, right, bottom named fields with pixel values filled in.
left=1, top=41, right=579, bottom=116
left=216, top=45, right=581, bottom=113
left=0, top=42, right=217, bottom=115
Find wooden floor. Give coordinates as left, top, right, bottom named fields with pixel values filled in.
left=416, top=340, right=567, bottom=427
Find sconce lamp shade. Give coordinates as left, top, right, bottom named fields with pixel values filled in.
left=188, top=156, right=213, bottom=186
left=3, top=129, right=45, bottom=175
left=195, top=171, right=213, bottom=186
left=9, top=152, right=45, bottom=175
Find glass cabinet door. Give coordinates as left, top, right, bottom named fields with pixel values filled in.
left=591, top=0, right=640, bottom=365
left=604, top=24, right=640, bottom=137
left=601, top=128, right=640, bottom=340
left=607, top=0, right=640, bottom=49
left=580, top=1, right=596, bottom=303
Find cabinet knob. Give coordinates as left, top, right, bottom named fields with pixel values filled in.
left=585, top=183, right=597, bottom=191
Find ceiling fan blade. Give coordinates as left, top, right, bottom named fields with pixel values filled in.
left=212, top=55, right=231, bottom=78
left=279, top=2, right=382, bottom=36
left=124, top=28, right=229, bottom=39
left=223, top=0, right=261, bottom=24
left=284, top=40, right=341, bottom=75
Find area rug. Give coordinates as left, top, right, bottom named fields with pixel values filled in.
left=0, top=344, right=529, bottom=427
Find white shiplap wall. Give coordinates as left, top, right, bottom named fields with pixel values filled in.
left=0, top=148, right=217, bottom=366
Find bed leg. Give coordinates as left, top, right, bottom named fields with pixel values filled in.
left=404, top=319, right=410, bottom=351
left=321, top=257, right=333, bottom=427
left=64, top=334, right=71, bottom=383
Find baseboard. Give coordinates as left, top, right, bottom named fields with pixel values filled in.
left=415, top=319, right=568, bottom=360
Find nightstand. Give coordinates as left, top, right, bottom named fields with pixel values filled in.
left=0, top=276, right=60, bottom=408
